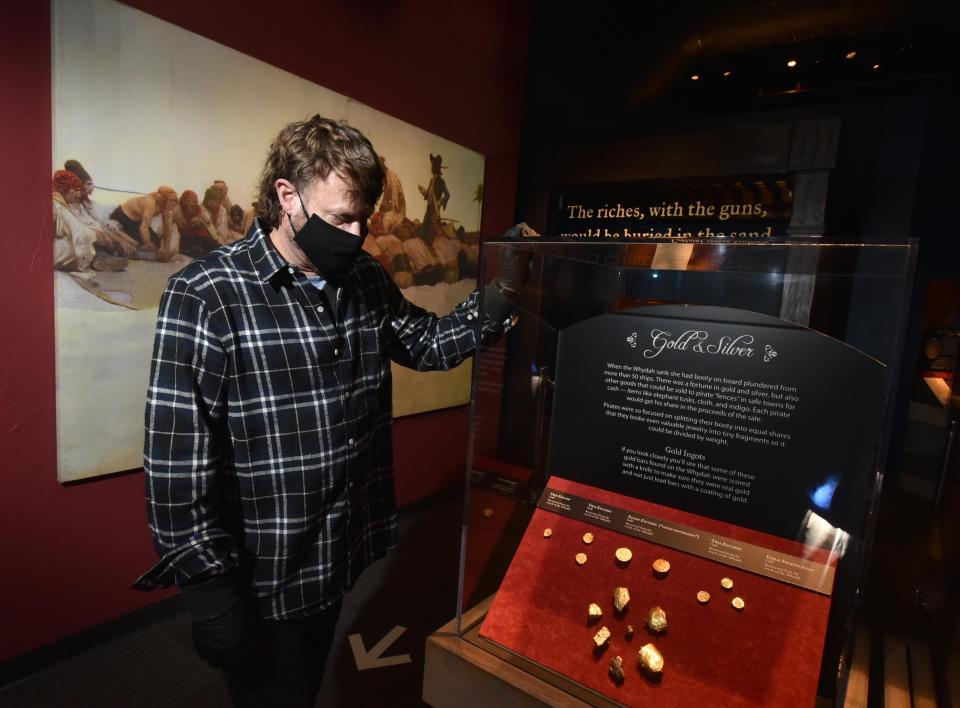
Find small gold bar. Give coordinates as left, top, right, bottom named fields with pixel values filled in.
left=638, top=643, right=664, bottom=673
left=647, top=606, right=668, bottom=633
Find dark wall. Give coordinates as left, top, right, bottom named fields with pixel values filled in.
left=0, top=0, right=529, bottom=663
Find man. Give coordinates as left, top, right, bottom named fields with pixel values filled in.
left=110, top=186, right=179, bottom=261
left=375, top=154, right=406, bottom=233
left=227, top=204, right=246, bottom=242
left=63, top=159, right=137, bottom=263
left=199, top=185, right=231, bottom=244
left=171, top=189, right=212, bottom=259
left=212, top=179, right=233, bottom=211
left=417, top=152, right=449, bottom=239
left=52, top=170, right=97, bottom=274
left=134, top=115, right=529, bottom=707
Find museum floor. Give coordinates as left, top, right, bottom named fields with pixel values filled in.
left=0, top=493, right=463, bottom=708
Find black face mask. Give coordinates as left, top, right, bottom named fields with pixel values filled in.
left=288, top=193, right=365, bottom=278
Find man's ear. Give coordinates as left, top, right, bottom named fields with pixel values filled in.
left=275, top=178, right=299, bottom=218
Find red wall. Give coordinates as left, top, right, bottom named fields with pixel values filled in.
left=0, top=1, right=528, bottom=663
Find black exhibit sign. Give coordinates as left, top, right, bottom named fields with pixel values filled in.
left=548, top=305, right=887, bottom=541
left=545, top=177, right=792, bottom=242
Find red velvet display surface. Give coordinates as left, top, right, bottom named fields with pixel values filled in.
left=479, top=477, right=832, bottom=706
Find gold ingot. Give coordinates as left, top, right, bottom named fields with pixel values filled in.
left=615, top=547, right=633, bottom=563
left=543, top=528, right=553, bottom=538
left=613, top=586, right=631, bottom=612
left=696, top=590, right=711, bottom=604
left=575, top=552, right=588, bottom=565
left=647, top=606, right=668, bottom=633
left=720, top=577, right=734, bottom=590
left=588, top=602, right=603, bottom=619
left=482, top=508, right=494, bottom=518
left=652, top=558, right=671, bottom=575
left=609, top=655, right=625, bottom=682
left=582, top=532, right=595, bottom=544
left=732, top=596, right=745, bottom=611
left=638, top=643, right=664, bottom=673
left=593, top=625, right=611, bottom=648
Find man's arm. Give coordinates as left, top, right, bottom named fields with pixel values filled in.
left=135, top=274, right=233, bottom=590
left=138, top=198, right=158, bottom=247
left=380, top=264, right=516, bottom=373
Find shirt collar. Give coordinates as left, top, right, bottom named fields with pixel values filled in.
left=247, top=218, right=296, bottom=286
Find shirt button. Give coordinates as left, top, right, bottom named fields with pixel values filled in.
left=349, top=481, right=354, bottom=489
left=333, top=348, right=339, bottom=356
left=317, top=305, right=325, bottom=313
left=348, top=437, right=355, bottom=446
left=466, top=314, right=474, bottom=321
left=344, top=390, right=351, bottom=398
left=287, top=266, right=295, bottom=275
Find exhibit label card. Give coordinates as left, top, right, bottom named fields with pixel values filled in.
left=548, top=305, right=887, bottom=544
left=538, top=486, right=836, bottom=594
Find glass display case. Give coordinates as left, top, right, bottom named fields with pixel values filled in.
left=454, top=239, right=914, bottom=707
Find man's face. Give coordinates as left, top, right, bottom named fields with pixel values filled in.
left=82, top=180, right=94, bottom=197
left=298, top=172, right=369, bottom=237
left=66, top=187, right=81, bottom=204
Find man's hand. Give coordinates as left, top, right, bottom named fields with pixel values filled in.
left=498, top=223, right=539, bottom=295
left=190, top=598, right=257, bottom=668
left=179, top=572, right=257, bottom=668
left=500, top=222, right=539, bottom=242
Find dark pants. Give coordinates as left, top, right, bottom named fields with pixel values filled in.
left=224, top=601, right=342, bottom=708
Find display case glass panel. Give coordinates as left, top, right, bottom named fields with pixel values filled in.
left=458, top=240, right=913, bottom=707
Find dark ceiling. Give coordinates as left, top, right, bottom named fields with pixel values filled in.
left=523, top=0, right=959, bottom=139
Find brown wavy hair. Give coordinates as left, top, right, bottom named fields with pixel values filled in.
left=256, top=115, right=384, bottom=230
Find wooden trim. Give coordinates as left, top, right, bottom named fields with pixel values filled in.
left=842, top=624, right=870, bottom=708
left=882, top=633, right=911, bottom=708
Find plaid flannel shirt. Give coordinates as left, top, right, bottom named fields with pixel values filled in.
left=134, top=221, right=504, bottom=619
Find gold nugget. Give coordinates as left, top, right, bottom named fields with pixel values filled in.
left=720, top=577, right=734, bottom=590
left=543, top=528, right=553, bottom=538
left=613, top=587, right=631, bottom=612
left=652, top=558, right=671, bottom=575
left=593, top=626, right=611, bottom=648
left=582, top=532, right=595, bottom=544
left=482, top=508, right=494, bottom=518
left=647, top=606, right=668, bottom=633
left=732, top=596, right=745, bottom=611
left=609, top=655, right=625, bottom=682
left=588, top=603, right=603, bottom=619
left=615, top=547, right=633, bottom=563
left=696, top=590, right=711, bottom=604
left=575, top=552, right=588, bottom=565
left=638, top=643, right=664, bottom=673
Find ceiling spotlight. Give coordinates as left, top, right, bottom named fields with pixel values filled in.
left=723, top=70, right=732, bottom=77
left=787, top=59, right=798, bottom=68
left=872, top=63, right=880, bottom=70
left=691, top=74, right=700, bottom=81
left=845, top=50, right=857, bottom=59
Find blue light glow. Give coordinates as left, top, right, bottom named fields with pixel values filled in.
left=810, top=475, right=840, bottom=510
